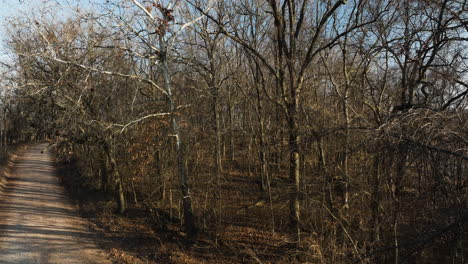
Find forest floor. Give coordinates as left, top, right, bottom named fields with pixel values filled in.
left=57, top=159, right=312, bottom=263
left=0, top=144, right=110, bottom=263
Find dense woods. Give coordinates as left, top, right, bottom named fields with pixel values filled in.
left=0, top=0, right=467, bottom=263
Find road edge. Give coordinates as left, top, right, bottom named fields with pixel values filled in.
left=0, top=144, right=30, bottom=195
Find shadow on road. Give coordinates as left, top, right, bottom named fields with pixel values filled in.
left=0, top=144, right=110, bottom=264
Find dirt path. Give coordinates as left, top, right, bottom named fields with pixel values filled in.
left=0, top=144, right=110, bottom=264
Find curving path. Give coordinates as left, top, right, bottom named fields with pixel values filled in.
left=0, top=144, right=110, bottom=264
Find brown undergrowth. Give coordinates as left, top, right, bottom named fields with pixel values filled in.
left=55, top=157, right=303, bottom=264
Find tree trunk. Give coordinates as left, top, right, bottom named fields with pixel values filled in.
left=228, top=89, right=235, bottom=161
left=106, top=145, right=126, bottom=214
left=288, top=105, right=301, bottom=241
left=160, top=35, right=197, bottom=240
left=259, top=132, right=268, bottom=195
left=113, top=159, right=126, bottom=214
left=342, top=87, right=350, bottom=211
left=212, top=90, right=223, bottom=182
left=371, top=154, right=381, bottom=242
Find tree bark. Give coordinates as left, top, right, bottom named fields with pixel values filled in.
left=371, top=154, right=381, bottom=242
left=104, top=143, right=126, bottom=214
left=288, top=102, right=301, bottom=241
left=159, top=34, right=197, bottom=240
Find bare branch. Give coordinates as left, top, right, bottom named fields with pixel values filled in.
left=118, top=112, right=171, bottom=133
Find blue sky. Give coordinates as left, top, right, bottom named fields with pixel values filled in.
left=0, top=1, right=60, bottom=27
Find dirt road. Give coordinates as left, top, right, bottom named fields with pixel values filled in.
left=0, top=144, right=110, bottom=264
